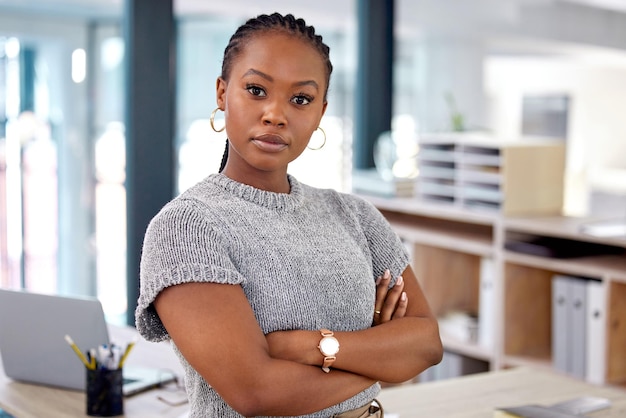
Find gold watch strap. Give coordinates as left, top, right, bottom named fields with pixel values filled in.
left=321, top=329, right=333, bottom=337
left=322, top=355, right=336, bottom=373
left=320, top=329, right=338, bottom=373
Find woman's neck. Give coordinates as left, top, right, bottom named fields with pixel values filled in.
left=221, top=167, right=291, bottom=194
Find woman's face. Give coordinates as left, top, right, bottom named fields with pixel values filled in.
left=217, top=32, right=328, bottom=186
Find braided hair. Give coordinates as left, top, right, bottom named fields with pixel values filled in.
left=218, top=12, right=333, bottom=172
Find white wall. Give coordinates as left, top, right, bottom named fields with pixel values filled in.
left=485, top=55, right=626, bottom=215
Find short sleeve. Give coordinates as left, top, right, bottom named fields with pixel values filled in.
left=135, top=199, right=245, bottom=342
left=349, top=195, right=410, bottom=280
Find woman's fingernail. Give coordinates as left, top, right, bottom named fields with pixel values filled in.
left=383, top=269, right=391, bottom=279
left=395, top=275, right=403, bottom=286
left=401, top=291, right=407, bottom=301
left=375, top=276, right=382, bottom=285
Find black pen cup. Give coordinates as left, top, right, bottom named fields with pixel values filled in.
left=86, top=368, right=124, bottom=416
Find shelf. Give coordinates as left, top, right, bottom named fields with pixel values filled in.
left=458, top=167, right=502, bottom=185
left=418, top=145, right=456, bottom=163
left=440, top=332, right=494, bottom=363
left=419, top=180, right=456, bottom=198
left=360, top=194, right=497, bottom=226
left=414, top=133, right=566, bottom=215
left=461, top=153, right=501, bottom=167
left=505, top=216, right=626, bottom=249
left=368, top=193, right=626, bottom=385
left=502, top=354, right=553, bottom=371
left=388, top=217, right=493, bottom=257
left=504, top=251, right=626, bottom=282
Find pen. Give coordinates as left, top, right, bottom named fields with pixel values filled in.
left=118, top=339, right=137, bottom=368
left=64, top=334, right=95, bottom=370
left=98, top=344, right=110, bottom=369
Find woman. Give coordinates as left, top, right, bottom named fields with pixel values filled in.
left=136, top=12, right=442, bottom=417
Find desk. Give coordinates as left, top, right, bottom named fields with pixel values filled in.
left=3, top=345, right=626, bottom=418
left=0, top=325, right=188, bottom=418
left=378, top=367, right=626, bottom=417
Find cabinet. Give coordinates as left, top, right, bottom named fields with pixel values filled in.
left=363, top=195, right=626, bottom=386
left=416, top=133, right=566, bottom=215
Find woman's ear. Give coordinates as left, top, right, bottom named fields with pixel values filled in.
left=321, top=101, right=328, bottom=117
left=317, top=100, right=328, bottom=125
left=216, top=77, right=227, bottom=109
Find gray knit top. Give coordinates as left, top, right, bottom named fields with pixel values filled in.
left=135, top=173, right=409, bottom=417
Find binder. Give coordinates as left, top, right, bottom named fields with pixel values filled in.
left=478, top=257, right=495, bottom=350
left=551, top=274, right=587, bottom=378
left=585, top=279, right=606, bottom=384
left=552, top=274, right=600, bottom=381
left=552, top=275, right=570, bottom=374
left=569, top=278, right=587, bottom=380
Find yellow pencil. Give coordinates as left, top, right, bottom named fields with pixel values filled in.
left=118, top=339, right=137, bottom=368
left=89, top=348, right=97, bottom=370
left=64, top=334, right=95, bottom=370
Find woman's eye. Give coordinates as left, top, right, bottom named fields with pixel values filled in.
left=292, top=95, right=312, bottom=105
left=247, top=85, right=266, bottom=97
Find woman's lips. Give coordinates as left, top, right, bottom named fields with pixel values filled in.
left=252, top=134, right=288, bottom=152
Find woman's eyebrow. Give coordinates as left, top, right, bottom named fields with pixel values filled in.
left=243, top=68, right=319, bottom=91
left=243, top=68, right=272, bottom=81
left=294, top=80, right=319, bottom=91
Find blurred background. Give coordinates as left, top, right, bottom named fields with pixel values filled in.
left=0, top=0, right=625, bottom=324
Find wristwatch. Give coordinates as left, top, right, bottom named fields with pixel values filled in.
left=317, top=329, right=340, bottom=373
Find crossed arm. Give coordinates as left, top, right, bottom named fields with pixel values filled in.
left=154, top=265, right=442, bottom=417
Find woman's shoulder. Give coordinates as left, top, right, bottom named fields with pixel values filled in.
left=176, top=173, right=225, bottom=202
left=150, top=175, right=228, bottom=224
left=299, top=180, right=378, bottom=214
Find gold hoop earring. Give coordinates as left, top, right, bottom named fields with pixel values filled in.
left=307, top=126, right=326, bottom=150
left=210, top=108, right=225, bottom=133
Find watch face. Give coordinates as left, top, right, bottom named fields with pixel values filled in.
left=320, top=336, right=339, bottom=355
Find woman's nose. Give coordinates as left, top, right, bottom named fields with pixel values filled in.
left=262, top=100, right=287, bottom=127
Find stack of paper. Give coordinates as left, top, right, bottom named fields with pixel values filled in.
left=494, top=396, right=611, bottom=417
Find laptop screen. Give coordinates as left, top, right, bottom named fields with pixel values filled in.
left=0, top=289, right=110, bottom=391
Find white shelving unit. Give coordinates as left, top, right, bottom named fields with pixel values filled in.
left=416, top=133, right=566, bottom=215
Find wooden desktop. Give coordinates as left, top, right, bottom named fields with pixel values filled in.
left=378, top=367, right=626, bottom=417
left=1, top=326, right=626, bottom=417
left=0, top=325, right=188, bottom=418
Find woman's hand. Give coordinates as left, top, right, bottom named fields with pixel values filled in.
left=373, top=269, right=408, bottom=325
left=267, top=266, right=442, bottom=384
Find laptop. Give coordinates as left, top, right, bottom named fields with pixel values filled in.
left=0, top=288, right=175, bottom=396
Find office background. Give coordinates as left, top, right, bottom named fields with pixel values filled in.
left=0, top=0, right=625, bottom=326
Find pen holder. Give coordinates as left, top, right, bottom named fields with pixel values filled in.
left=86, top=368, right=124, bottom=417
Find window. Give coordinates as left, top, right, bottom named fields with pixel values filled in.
left=0, top=11, right=359, bottom=325
left=0, top=13, right=128, bottom=324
